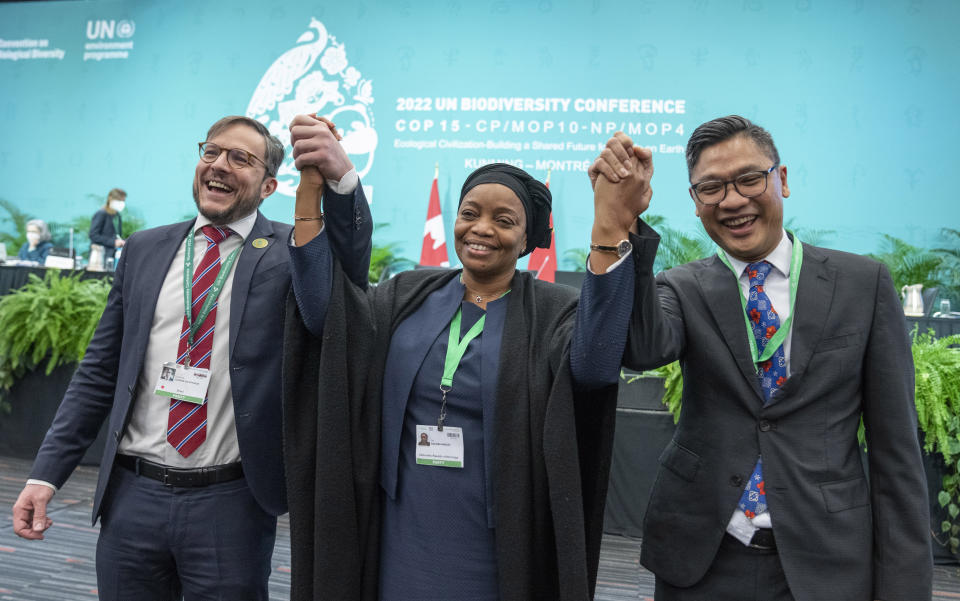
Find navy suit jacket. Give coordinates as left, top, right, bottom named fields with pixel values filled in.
left=31, top=189, right=372, bottom=522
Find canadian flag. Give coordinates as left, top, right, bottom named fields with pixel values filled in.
left=419, top=164, right=449, bottom=267
left=527, top=170, right=556, bottom=282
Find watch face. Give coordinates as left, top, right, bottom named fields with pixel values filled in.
left=617, top=240, right=631, bottom=257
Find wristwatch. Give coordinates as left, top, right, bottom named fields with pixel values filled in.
left=589, top=239, right=632, bottom=258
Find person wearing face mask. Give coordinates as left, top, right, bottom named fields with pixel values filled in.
left=17, top=219, right=54, bottom=264
left=89, top=188, right=127, bottom=261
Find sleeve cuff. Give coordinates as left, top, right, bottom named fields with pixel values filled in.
left=289, top=222, right=325, bottom=246
left=26, top=479, right=58, bottom=493
left=326, top=168, right=359, bottom=195
left=586, top=243, right=633, bottom=274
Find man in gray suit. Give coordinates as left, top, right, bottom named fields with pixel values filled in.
left=590, top=115, right=932, bottom=600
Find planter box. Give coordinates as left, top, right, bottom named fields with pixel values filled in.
left=0, top=362, right=107, bottom=466
left=604, top=373, right=676, bottom=536
left=617, top=371, right=667, bottom=410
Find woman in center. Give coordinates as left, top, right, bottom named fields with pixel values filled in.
left=285, top=156, right=643, bottom=600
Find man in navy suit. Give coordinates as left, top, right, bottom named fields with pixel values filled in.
left=11, top=115, right=371, bottom=599
left=591, top=116, right=932, bottom=600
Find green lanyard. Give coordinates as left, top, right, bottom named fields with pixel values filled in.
left=181, top=227, right=242, bottom=365
left=716, top=235, right=803, bottom=368
left=437, top=307, right=486, bottom=430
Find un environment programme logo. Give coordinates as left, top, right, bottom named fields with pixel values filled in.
left=83, top=18, right=135, bottom=61
left=247, top=18, right=377, bottom=199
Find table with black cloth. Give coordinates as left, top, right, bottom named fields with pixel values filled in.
left=0, top=264, right=112, bottom=296
left=907, top=315, right=960, bottom=338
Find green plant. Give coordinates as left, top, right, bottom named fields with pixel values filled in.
left=653, top=227, right=713, bottom=273
left=869, top=234, right=945, bottom=293
left=0, top=198, right=33, bottom=256
left=120, top=206, right=147, bottom=239
left=649, top=361, right=682, bottom=422
left=0, top=271, right=111, bottom=412
left=784, top=218, right=836, bottom=247
left=369, top=224, right=415, bottom=284
left=620, top=361, right=682, bottom=421
left=907, top=329, right=960, bottom=555
left=933, top=228, right=960, bottom=305
left=563, top=248, right=588, bottom=272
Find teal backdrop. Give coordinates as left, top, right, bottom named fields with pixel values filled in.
left=1, top=0, right=958, bottom=266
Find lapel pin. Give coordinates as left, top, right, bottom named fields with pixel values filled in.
left=252, top=238, right=269, bottom=249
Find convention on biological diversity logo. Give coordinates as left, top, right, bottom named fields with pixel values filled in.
left=83, top=18, right=135, bottom=61
left=0, top=37, right=65, bottom=61
left=247, top=18, right=377, bottom=198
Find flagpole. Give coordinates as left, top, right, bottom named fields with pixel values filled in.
left=532, top=168, right=555, bottom=280
left=420, top=162, right=450, bottom=267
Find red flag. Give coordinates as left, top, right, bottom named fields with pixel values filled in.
left=528, top=171, right=556, bottom=281
left=420, top=164, right=449, bottom=267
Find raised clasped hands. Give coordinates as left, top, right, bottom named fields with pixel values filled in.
left=288, top=114, right=353, bottom=187
left=588, top=132, right=654, bottom=239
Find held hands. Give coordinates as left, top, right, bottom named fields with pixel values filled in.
left=289, top=114, right=352, bottom=183
left=12, top=483, right=55, bottom=540
left=290, top=114, right=346, bottom=245
left=589, top=132, right=654, bottom=244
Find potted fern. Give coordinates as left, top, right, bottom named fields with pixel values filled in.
left=0, top=270, right=111, bottom=460
left=909, top=330, right=960, bottom=559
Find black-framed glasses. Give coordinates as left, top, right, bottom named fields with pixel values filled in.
left=690, top=164, right=778, bottom=206
left=198, top=142, right=268, bottom=171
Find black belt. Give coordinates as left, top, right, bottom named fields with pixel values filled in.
left=116, top=454, right=243, bottom=487
left=747, top=528, right=776, bottom=550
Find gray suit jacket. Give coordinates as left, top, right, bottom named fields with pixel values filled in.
left=625, top=221, right=932, bottom=601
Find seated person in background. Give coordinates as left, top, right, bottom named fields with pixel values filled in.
left=89, top=188, right=127, bottom=260
left=17, top=219, right=54, bottom=263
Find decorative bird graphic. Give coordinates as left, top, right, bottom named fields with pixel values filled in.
left=246, top=18, right=328, bottom=118
left=246, top=18, right=378, bottom=195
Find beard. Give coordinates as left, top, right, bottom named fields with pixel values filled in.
left=192, top=180, right=262, bottom=226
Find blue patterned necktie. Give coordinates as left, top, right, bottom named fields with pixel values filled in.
left=737, top=260, right=786, bottom=519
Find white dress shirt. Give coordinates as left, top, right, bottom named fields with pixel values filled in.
left=724, top=229, right=794, bottom=538
left=117, top=210, right=258, bottom=467
left=28, top=210, right=258, bottom=493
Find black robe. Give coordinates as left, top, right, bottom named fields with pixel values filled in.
left=282, top=264, right=619, bottom=601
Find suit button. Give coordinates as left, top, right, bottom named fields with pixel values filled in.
left=759, top=420, right=773, bottom=432
left=114, top=430, right=122, bottom=442
left=730, top=475, right=743, bottom=487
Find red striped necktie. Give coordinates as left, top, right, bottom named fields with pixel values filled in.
left=167, top=224, right=232, bottom=458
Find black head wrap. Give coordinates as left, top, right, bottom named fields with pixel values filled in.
left=458, top=163, right=552, bottom=257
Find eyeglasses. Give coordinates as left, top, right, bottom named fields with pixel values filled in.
left=690, top=164, right=778, bottom=206
left=197, top=142, right=268, bottom=172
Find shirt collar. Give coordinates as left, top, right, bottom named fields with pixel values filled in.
left=193, top=210, right=258, bottom=241
left=726, top=229, right=793, bottom=279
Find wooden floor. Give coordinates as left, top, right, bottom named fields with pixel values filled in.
left=0, top=455, right=956, bottom=600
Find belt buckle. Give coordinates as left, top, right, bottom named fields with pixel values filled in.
left=748, top=529, right=775, bottom=550
left=160, top=468, right=172, bottom=487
